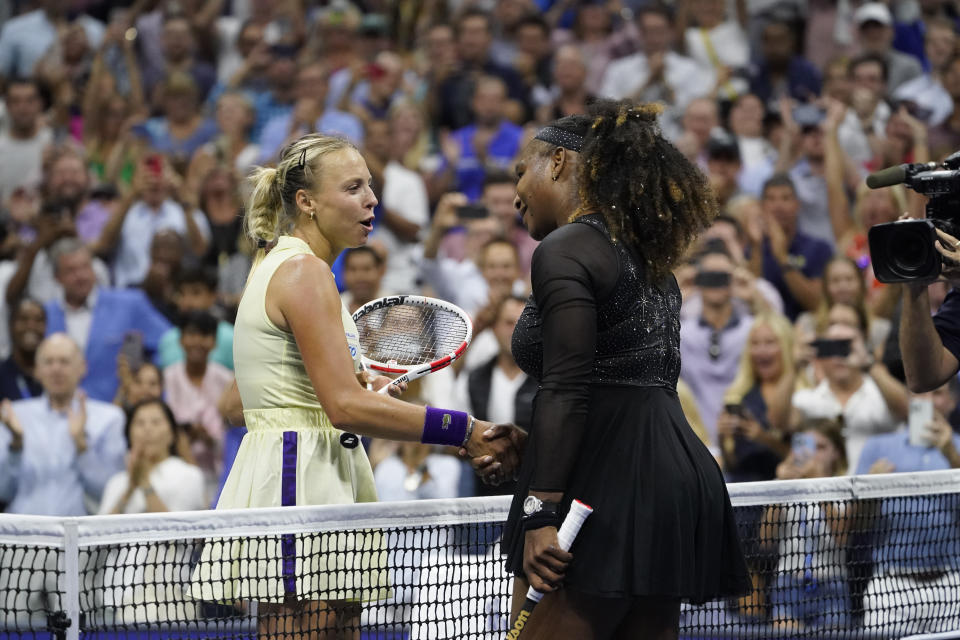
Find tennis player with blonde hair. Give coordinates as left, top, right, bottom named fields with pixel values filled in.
left=192, top=133, right=519, bottom=638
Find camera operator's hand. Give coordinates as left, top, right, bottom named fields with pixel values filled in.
left=931, top=226, right=960, bottom=289
left=934, top=227, right=960, bottom=265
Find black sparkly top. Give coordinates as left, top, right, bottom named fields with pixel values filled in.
left=511, top=213, right=683, bottom=491
left=512, top=214, right=682, bottom=387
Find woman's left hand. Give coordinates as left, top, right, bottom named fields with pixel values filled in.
left=366, top=373, right=407, bottom=398
left=523, top=527, right=573, bottom=593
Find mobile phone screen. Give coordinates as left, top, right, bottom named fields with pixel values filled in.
left=813, top=338, right=852, bottom=358
left=908, top=398, right=935, bottom=448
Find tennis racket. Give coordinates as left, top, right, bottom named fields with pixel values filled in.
left=506, top=500, right=594, bottom=639
left=352, top=295, right=473, bottom=394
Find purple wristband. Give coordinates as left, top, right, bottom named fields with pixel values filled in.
left=422, top=406, right=469, bottom=446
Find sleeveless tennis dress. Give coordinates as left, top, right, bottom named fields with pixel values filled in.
left=191, top=235, right=388, bottom=603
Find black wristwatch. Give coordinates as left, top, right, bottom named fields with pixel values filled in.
left=522, top=495, right=561, bottom=516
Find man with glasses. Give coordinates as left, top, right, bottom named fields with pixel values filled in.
left=680, top=247, right=753, bottom=448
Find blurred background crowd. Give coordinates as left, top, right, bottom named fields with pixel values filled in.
left=0, top=0, right=958, bottom=534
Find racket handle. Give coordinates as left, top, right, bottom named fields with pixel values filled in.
left=376, top=374, right=408, bottom=394
left=525, top=499, right=593, bottom=603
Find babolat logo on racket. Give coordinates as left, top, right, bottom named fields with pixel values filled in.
left=355, top=295, right=408, bottom=318
left=442, top=413, right=451, bottom=430
left=340, top=433, right=359, bottom=449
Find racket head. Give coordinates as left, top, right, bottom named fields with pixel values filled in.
left=352, top=295, right=473, bottom=375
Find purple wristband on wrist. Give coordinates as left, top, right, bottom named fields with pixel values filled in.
left=422, top=406, right=469, bottom=446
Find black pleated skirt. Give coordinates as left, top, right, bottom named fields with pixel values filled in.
left=503, top=385, right=750, bottom=602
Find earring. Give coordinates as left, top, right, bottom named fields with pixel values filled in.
left=552, top=174, right=559, bottom=182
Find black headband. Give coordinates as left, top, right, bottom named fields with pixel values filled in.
left=534, top=126, right=583, bottom=152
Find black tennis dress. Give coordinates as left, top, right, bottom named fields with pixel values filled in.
left=503, top=213, right=750, bottom=601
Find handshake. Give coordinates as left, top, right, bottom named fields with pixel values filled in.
left=458, top=422, right=528, bottom=486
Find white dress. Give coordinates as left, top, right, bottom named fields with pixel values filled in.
left=191, top=235, right=388, bottom=603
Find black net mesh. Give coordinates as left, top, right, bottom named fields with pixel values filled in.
left=355, top=303, right=469, bottom=366
left=0, top=543, right=64, bottom=638
left=2, top=484, right=960, bottom=639
left=78, top=524, right=506, bottom=639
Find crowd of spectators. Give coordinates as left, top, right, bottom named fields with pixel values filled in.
left=2, top=0, right=960, bottom=632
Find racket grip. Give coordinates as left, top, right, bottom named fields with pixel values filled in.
left=525, top=499, right=593, bottom=603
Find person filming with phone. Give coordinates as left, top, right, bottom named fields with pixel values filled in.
left=764, top=417, right=851, bottom=632
left=790, top=321, right=908, bottom=472
left=718, top=313, right=795, bottom=482
left=418, top=192, right=525, bottom=318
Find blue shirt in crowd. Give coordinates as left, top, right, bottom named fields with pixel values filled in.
left=761, top=233, right=833, bottom=321
left=856, top=429, right=960, bottom=574
left=449, top=121, right=524, bottom=202
left=0, top=395, right=126, bottom=516
left=748, top=56, right=822, bottom=107
left=157, top=321, right=235, bottom=371
left=45, top=288, right=171, bottom=403
left=257, top=109, right=364, bottom=164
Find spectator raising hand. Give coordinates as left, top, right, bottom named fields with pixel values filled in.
left=0, top=398, right=23, bottom=451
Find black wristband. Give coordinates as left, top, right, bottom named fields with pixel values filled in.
left=521, top=510, right=563, bottom=533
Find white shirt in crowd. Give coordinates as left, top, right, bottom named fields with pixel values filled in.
left=460, top=329, right=499, bottom=373
left=373, top=161, right=430, bottom=294
left=0, top=127, right=52, bottom=201
left=792, top=376, right=898, bottom=473
left=0, top=260, right=16, bottom=359
left=62, top=287, right=97, bottom=354
left=113, top=200, right=210, bottom=289
left=98, top=456, right=209, bottom=514
left=893, top=74, right=953, bottom=127
left=684, top=21, right=750, bottom=96
left=837, top=102, right=891, bottom=170
left=599, top=51, right=713, bottom=111
left=452, top=358, right=527, bottom=425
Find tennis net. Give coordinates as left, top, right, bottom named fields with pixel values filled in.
left=1, top=469, right=959, bottom=639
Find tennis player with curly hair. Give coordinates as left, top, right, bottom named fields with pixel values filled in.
left=477, top=100, right=750, bottom=639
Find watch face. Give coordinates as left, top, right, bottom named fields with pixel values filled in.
left=523, top=496, right=541, bottom=515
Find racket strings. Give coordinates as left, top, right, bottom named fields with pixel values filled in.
left=356, top=305, right=468, bottom=366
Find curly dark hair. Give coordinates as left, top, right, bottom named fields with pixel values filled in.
left=541, top=99, right=718, bottom=282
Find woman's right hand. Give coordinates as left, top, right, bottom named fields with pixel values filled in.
left=717, top=411, right=739, bottom=439
left=460, top=421, right=527, bottom=485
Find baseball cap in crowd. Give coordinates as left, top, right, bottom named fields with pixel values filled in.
left=315, top=0, right=362, bottom=30
left=854, top=2, right=893, bottom=27
left=360, top=13, right=388, bottom=37
left=706, top=132, right=741, bottom=162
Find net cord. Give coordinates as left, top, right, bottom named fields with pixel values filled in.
left=0, top=470, right=958, bottom=546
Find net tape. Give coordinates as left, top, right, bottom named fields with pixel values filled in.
left=354, top=304, right=469, bottom=366
left=1, top=470, right=959, bottom=639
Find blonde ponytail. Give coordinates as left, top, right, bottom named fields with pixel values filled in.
left=242, top=134, right=357, bottom=282
left=245, top=166, right=282, bottom=279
